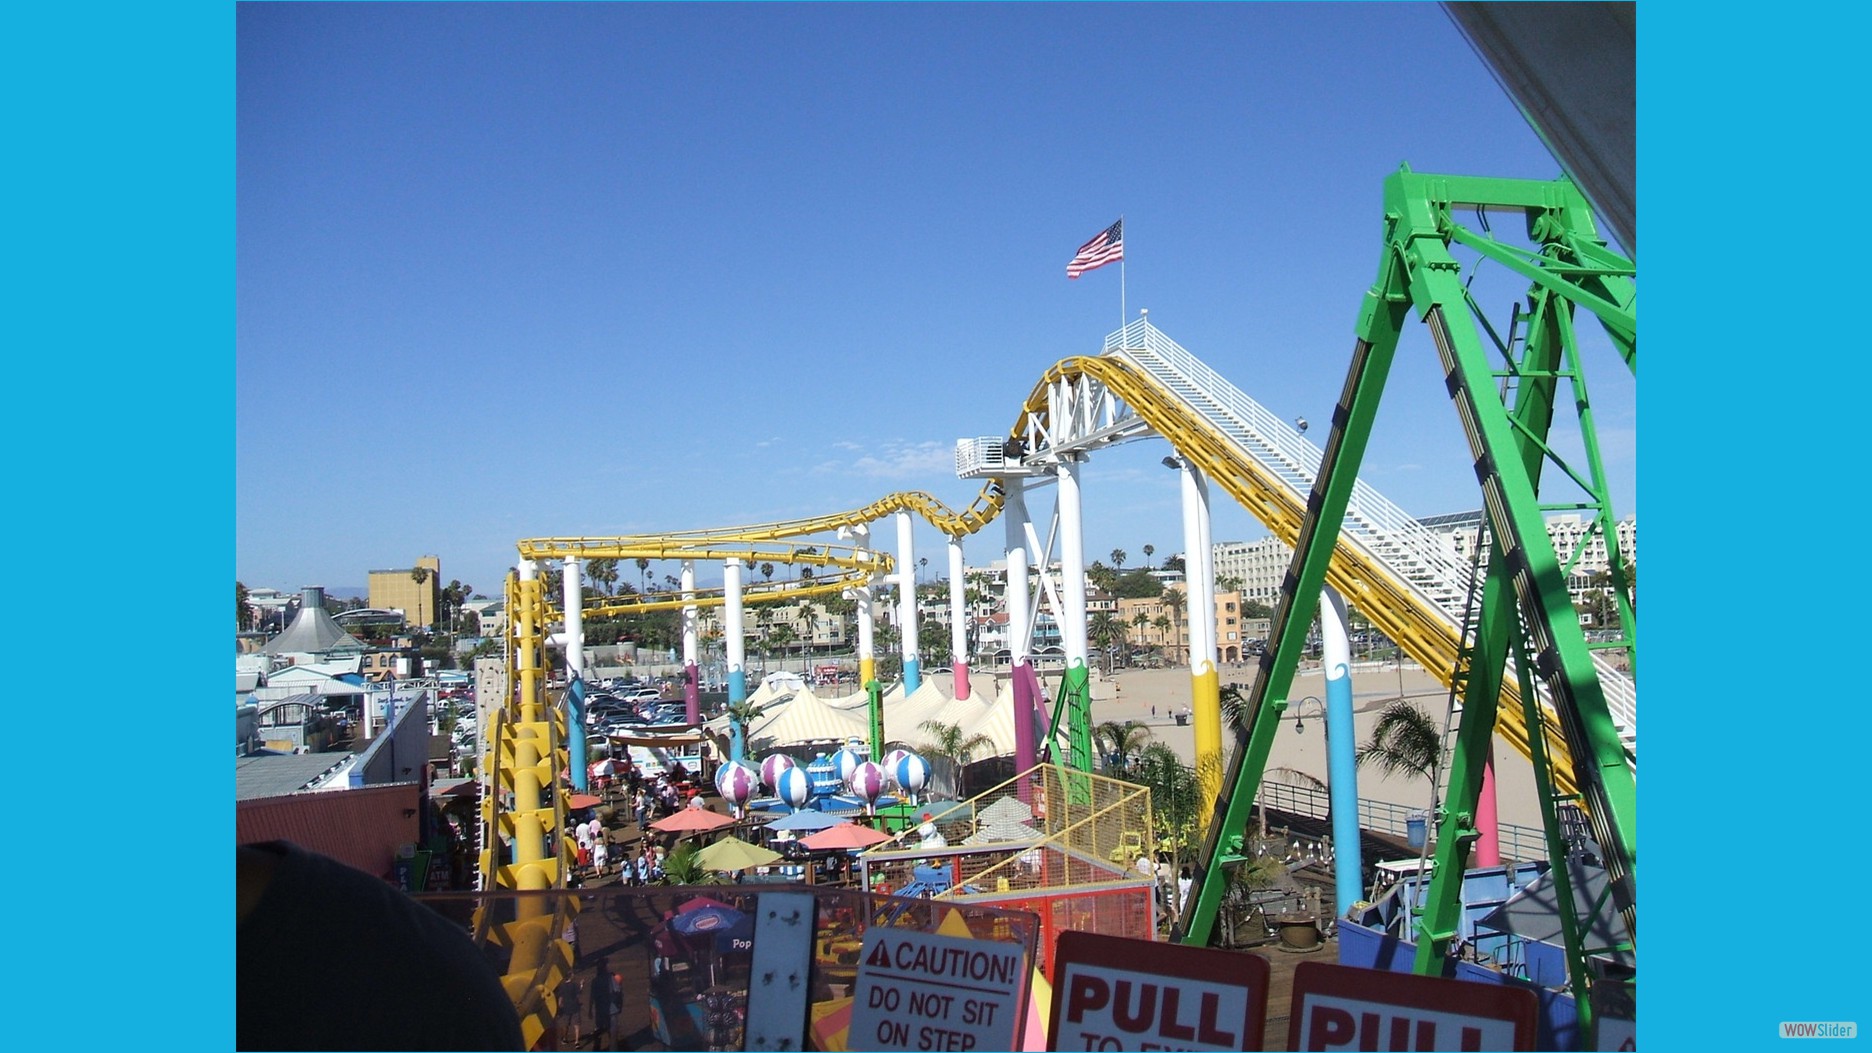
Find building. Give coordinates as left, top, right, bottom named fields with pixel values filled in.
left=1212, top=512, right=1638, bottom=613
left=1114, top=585, right=1247, bottom=663
left=368, top=555, right=443, bottom=630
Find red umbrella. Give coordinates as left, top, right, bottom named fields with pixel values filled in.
left=568, top=793, right=604, bottom=810
left=798, top=822, right=892, bottom=851
left=651, top=808, right=734, bottom=834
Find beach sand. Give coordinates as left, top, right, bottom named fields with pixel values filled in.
left=938, top=661, right=1552, bottom=833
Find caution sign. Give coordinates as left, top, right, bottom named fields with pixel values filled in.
left=1048, top=930, right=1270, bottom=1051
left=1288, top=960, right=1538, bottom=1052
left=849, top=927, right=1028, bottom=1051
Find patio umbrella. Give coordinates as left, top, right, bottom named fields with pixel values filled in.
left=693, top=835, right=784, bottom=873
left=798, top=823, right=892, bottom=851
left=666, top=903, right=755, bottom=953
left=764, top=809, right=848, bottom=832
left=663, top=902, right=756, bottom=986
left=651, top=808, right=735, bottom=834
left=567, top=793, right=604, bottom=810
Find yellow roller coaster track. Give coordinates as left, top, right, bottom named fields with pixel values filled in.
left=475, top=346, right=1583, bottom=1033
left=1041, top=354, right=1580, bottom=796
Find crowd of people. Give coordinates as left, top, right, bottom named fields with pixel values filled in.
left=562, top=756, right=717, bottom=886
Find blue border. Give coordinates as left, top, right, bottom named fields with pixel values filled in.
left=11, top=1, right=233, bottom=1041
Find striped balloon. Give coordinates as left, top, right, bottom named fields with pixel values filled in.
left=718, top=762, right=758, bottom=808
left=715, top=759, right=757, bottom=796
left=890, top=752, right=930, bottom=801
left=775, top=765, right=811, bottom=810
left=759, top=753, right=798, bottom=791
left=831, top=745, right=864, bottom=784
left=847, top=760, right=888, bottom=808
left=881, top=749, right=911, bottom=778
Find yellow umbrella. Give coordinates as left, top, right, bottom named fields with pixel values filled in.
left=693, top=835, right=784, bottom=873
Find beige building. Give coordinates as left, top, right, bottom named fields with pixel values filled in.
left=368, top=555, right=442, bottom=630
left=1115, top=586, right=1247, bottom=664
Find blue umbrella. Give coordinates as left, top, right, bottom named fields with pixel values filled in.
left=765, top=809, right=847, bottom=832
left=666, top=904, right=755, bottom=955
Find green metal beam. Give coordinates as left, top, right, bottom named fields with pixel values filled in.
left=1174, top=269, right=1409, bottom=945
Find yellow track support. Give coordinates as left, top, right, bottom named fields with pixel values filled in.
left=475, top=571, right=582, bottom=1045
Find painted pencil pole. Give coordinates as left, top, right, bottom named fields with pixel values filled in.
left=1055, top=453, right=1093, bottom=773
left=841, top=522, right=876, bottom=690
left=1004, top=481, right=1037, bottom=783
left=1175, top=459, right=1221, bottom=811
left=948, top=535, right=969, bottom=699
left=724, top=557, right=747, bottom=761
left=563, top=557, right=587, bottom=791
left=896, top=510, right=920, bottom=693
left=682, top=560, right=699, bottom=727
left=1321, top=586, right=1365, bottom=918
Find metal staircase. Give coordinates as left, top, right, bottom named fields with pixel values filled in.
left=1106, top=320, right=1636, bottom=756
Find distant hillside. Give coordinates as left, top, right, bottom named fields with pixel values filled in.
left=325, top=586, right=367, bottom=601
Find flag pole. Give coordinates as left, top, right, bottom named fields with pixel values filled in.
left=1119, top=214, right=1127, bottom=338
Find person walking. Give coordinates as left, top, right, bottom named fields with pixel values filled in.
left=557, top=976, right=584, bottom=1049
left=590, top=959, right=616, bottom=1050
left=591, top=837, right=609, bottom=879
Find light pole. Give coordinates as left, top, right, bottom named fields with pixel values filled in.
left=1288, top=695, right=1331, bottom=851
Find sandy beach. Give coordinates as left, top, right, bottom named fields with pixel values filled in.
left=939, top=660, right=1552, bottom=834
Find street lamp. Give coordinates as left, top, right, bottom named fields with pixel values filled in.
left=1290, top=696, right=1326, bottom=735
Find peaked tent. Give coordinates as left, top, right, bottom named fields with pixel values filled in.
left=262, top=587, right=366, bottom=656
left=740, top=685, right=868, bottom=752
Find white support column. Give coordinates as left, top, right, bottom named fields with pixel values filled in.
left=682, top=560, right=699, bottom=726
left=1177, top=459, right=1222, bottom=807
left=724, top=558, right=747, bottom=703
left=895, top=510, right=920, bottom=692
left=1056, top=458, right=1090, bottom=670
left=1004, top=482, right=1038, bottom=778
left=1056, top=456, right=1093, bottom=772
left=841, top=523, right=877, bottom=688
left=562, top=557, right=585, bottom=681
left=947, top=536, right=969, bottom=699
left=563, top=557, right=587, bottom=790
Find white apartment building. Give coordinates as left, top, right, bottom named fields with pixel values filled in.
left=1210, top=510, right=1637, bottom=611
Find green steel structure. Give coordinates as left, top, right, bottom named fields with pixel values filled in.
left=1173, top=166, right=1636, bottom=1045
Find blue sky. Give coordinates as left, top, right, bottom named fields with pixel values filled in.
left=235, top=1, right=1634, bottom=596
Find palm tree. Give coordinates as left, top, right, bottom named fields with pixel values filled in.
left=724, top=697, right=768, bottom=762
left=1087, top=612, right=1124, bottom=671
left=1111, top=549, right=1128, bottom=572
left=1354, top=699, right=1442, bottom=782
left=587, top=558, right=619, bottom=597
left=1094, top=719, right=1151, bottom=775
left=1142, top=544, right=1155, bottom=568
left=761, top=562, right=775, bottom=583
left=1135, top=742, right=1200, bottom=885
left=918, top=719, right=994, bottom=799
left=635, top=558, right=650, bottom=595
left=919, top=556, right=929, bottom=584
left=659, top=841, right=719, bottom=885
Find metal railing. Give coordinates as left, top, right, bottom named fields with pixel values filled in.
left=1255, top=780, right=1546, bottom=865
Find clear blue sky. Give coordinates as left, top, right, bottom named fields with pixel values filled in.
left=235, top=2, right=1634, bottom=596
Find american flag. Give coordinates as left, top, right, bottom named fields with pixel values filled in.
left=1066, top=218, right=1123, bottom=278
